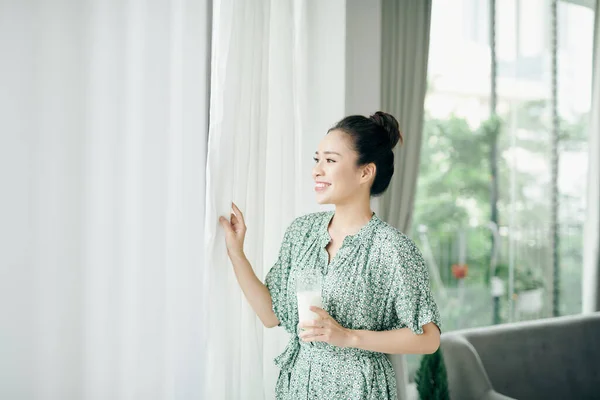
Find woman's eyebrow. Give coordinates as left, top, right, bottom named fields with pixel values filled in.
left=314, top=151, right=342, bottom=156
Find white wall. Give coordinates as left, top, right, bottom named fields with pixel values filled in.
left=300, top=0, right=383, bottom=215
left=346, top=0, right=384, bottom=214
left=301, top=0, right=348, bottom=214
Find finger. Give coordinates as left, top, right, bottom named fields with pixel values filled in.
left=309, top=306, right=330, bottom=319
left=298, top=329, right=311, bottom=338
left=219, top=216, right=232, bottom=233
left=302, top=328, right=326, bottom=338
left=298, top=321, right=312, bottom=329
left=299, top=329, right=323, bottom=339
left=302, top=334, right=327, bottom=343
left=299, top=321, right=322, bottom=330
left=231, top=202, right=245, bottom=225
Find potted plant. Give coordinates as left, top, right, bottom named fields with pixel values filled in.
left=415, top=349, right=450, bottom=400
left=492, top=263, right=544, bottom=314
left=514, top=267, right=544, bottom=313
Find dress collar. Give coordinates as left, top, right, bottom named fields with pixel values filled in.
left=319, top=210, right=380, bottom=247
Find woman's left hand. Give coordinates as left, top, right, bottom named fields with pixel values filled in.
left=298, top=306, right=355, bottom=348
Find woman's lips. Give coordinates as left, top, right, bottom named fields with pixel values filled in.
left=314, top=182, right=331, bottom=192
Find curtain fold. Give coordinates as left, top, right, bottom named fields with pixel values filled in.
left=203, top=0, right=308, bottom=398
left=378, top=0, right=432, bottom=234
left=378, top=1, right=433, bottom=399
left=0, top=1, right=211, bottom=399
left=583, top=0, right=600, bottom=313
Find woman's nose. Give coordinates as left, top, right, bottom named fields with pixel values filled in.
left=312, top=163, right=323, bottom=179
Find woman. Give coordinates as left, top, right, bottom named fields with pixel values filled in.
left=219, top=112, right=441, bottom=399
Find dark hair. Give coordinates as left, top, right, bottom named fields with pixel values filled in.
left=328, top=111, right=403, bottom=197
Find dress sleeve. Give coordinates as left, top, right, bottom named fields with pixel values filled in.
left=391, top=238, right=442, bottom=335
left=264, top=219, right=297, bottom=333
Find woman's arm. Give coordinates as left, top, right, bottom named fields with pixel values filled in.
left=299, top=306, right=440, bottom=354
left=219, top=203, right=279, bottom=328
left=348, top=322, right=440, bottom=354
left=228, top=250, right=279, bottom=328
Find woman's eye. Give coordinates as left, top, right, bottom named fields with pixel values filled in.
left=313, top=157, right=335, bottom=163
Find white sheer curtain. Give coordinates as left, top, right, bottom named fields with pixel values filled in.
left=0, top=1, right=211, bottom=399
left=202, top=0, right=309, bottom=398
left=583, top=0, right=600, bottom=313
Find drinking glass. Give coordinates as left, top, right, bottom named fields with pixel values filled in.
left=296, top=269, right=323, bottom=324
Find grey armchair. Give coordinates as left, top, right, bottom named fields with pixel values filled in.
left=441, top=335, right=515, bottom=400
left=440, top=312, right=600, bottom=400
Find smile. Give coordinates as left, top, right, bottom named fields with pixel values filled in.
left=314, top=182, right=331, bottom=192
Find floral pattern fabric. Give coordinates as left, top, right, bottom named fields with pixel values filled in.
left=265, top=210, right=441, bottom=400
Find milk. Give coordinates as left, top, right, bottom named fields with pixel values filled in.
left=296, top=290, right=323, bottom=323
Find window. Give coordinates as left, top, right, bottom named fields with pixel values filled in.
left=407, top=0, right=595, bottom=382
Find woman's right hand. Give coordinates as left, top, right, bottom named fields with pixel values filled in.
left=218, top=202, right=247, bottom=256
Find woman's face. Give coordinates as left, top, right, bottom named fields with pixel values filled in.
left=312, top=129, right=375, bottom=205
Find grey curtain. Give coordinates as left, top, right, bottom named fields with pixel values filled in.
left=379, top=1, right=432, bottom=399
left=583, top=1, right=600, bottom=313
left=378, top=0, right=432, bottom=234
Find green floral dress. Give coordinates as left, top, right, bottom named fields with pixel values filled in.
left=265, top=210, right=442, bottom=400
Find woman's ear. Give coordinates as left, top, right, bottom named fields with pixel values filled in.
left=361, top=163, right=376, bottom=183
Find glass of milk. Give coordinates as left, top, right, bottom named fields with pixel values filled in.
left=296, top=269, right=323, bottom=325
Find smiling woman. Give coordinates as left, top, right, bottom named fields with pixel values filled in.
left=219, top=112, right=441, bottom=400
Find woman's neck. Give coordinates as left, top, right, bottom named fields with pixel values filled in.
left=329, top=204, right=374, bottom=237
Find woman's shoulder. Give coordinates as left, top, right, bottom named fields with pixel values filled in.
left=290, top=210, right=331, bottom=226
left=372, top=220, right=415, bottom=249
left=284, top=210, right=331, bottom=236
left=372, top=222, right=425, bottom=269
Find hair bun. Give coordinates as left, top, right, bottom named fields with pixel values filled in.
left=369, top=111, right=403, bottom=149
